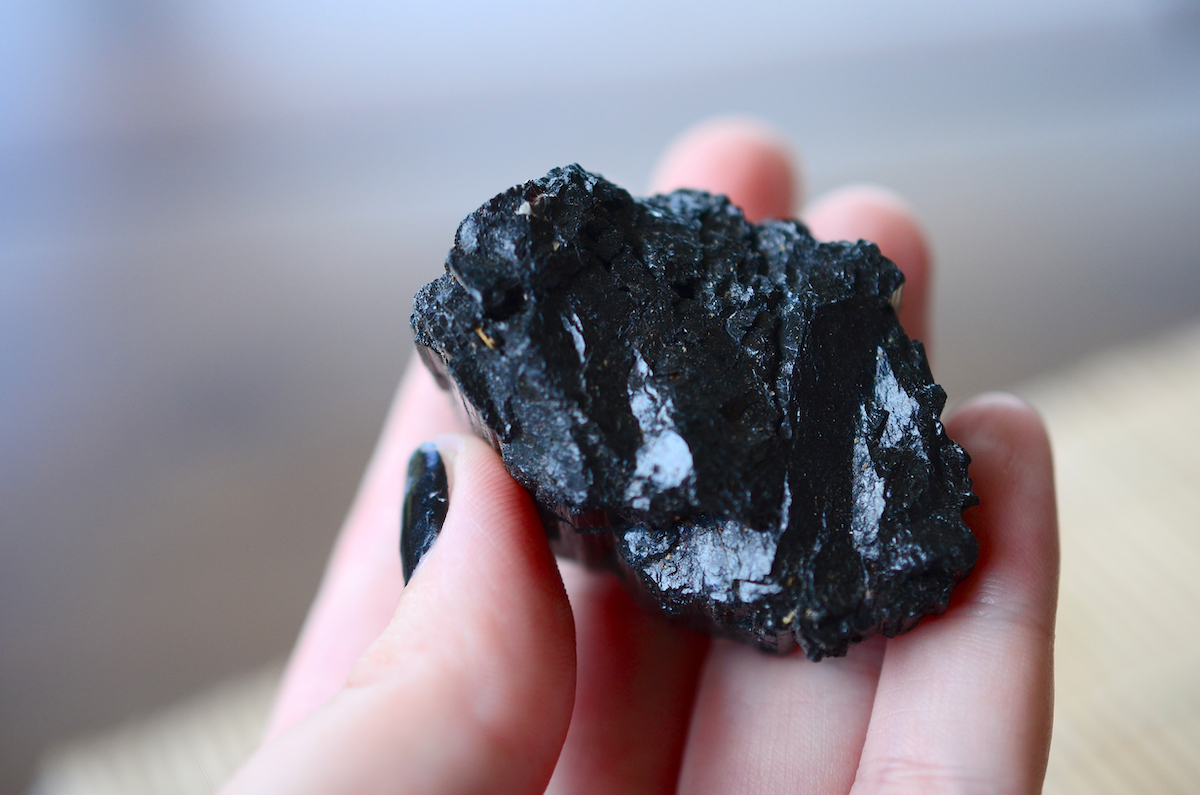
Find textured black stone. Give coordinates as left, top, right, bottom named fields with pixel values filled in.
left=411, top=165, right=978, bottom=659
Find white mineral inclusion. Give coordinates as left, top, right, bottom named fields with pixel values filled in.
left=457, top=216, right=478, bottom=253
left=563, top=312, right=587, bottom=361
left=873, top=346, right=922, bottom=450
left=627, top=519, right=781, bottom=603
left=851, top=347, right=924, bottom=555
left=633, top=430, right=693, bottom=491
left=624, top=352, right=695, bottom=508
left=851, top=423, right=886, bottom=557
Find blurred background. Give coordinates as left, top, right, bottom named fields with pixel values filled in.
left=2, top=1, right=1199, bottom=792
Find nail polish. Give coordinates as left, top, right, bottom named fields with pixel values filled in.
left=401, top=442, right=449, bottom=583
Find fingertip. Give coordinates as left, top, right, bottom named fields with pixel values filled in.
left=948, top=392, right=1053, bottom=468
left=369, top=434, right=574, bottom=681
left=803, top=185, right=932, bottom=345
left=232, top=432, right=576, bottom=794
left=948, top=391, right=1056, bottom=527
left=649, top=116, right=801, bottom=222
left=803, top=184, right=921, bottom=243
left=946, top=392, right=1059, bottom=625
left=852, top=392, right=1058, bottom=794
left=263, top=358, right=467, bottom=741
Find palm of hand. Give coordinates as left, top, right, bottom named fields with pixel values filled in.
left=222, top=120, right=1058, bottom=795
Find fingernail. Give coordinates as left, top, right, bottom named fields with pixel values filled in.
left=401, top=438, right=456, bottom=583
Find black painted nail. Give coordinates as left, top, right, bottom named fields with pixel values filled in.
left=401, top=442, right=449, bottom=583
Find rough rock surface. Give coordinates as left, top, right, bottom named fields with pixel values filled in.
left=411, top=165, right=978, bottom=658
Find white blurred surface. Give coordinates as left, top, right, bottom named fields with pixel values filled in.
left=2, top=2, right=1200, bottom=791
left=0, top=0, right=1160, bottom=148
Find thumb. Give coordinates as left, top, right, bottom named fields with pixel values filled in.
left=221, top=435, right=576, bottom=795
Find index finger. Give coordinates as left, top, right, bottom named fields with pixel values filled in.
left=266, top=360, right=465, bottom=737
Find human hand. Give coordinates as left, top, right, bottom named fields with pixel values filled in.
left=220, top=119, right=1058, bottom=794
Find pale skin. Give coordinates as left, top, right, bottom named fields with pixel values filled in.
left=221, top=118, right=1059, bottom=795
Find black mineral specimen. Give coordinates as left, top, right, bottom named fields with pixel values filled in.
left=411, top=165, right=977, bottom=659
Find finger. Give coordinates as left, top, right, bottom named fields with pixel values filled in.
left=676, top=164, right=932, bottom=795
left=266, top=358, right=467, bottom=737
left=546, top=563, right=708, bottom=795
left=223, top=436, right=576, bottom=795
left=804, top=186, right=933, bottom=348
left=678, top=636, right=886, bottom=795
left=852, top=394, right=1058, bottom=794
left=547, top=118, right=800, bottom=794
left=648, top=116, right=801, bottom=221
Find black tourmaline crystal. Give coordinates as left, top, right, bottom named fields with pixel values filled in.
left=411, top=165, right=978, bottom=659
